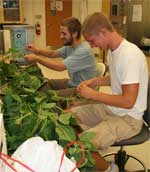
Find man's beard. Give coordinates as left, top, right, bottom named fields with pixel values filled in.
left=63, top=36, right=73, bottom=46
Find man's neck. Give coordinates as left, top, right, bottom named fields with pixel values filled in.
left=72, top=39, right=82, bottom=48
left=110, top=32, right=124, bottom=51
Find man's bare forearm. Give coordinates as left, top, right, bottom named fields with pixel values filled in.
left=37, top=49, right=59, bottom=58
left=37, top=56, right=66, bottom=71
left=94, top=75, right=111, bottom=86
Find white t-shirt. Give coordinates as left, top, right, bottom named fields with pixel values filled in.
left=107, top=39, right=148, bottom=120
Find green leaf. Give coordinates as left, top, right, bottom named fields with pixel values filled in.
left=3, top=94, right=13, bottom=105
left=38, top=120, right=56, bottom=140
left=23, top=88, right=35, bottom=93
left=79, top=132, right=96, bottom=142
left=59, top=113, right=72, bottom=125
left=70, top=116, right=79, bottom=126
left=67, top=146, right=88, bottom=168
left=85, top=151, right=95, bottom=166
left=48, top=113, right=58, bottom=124
left=78, top=158, right=88, bottom=168
left=41, top=103, right=56, bottom=109
left=80, top=141, right=97, bottom=152
left=12, top=94, right=22, bottom=102
left=34, top=95, right=47, bottom=103
left=56, top=124, right=76, bottom=141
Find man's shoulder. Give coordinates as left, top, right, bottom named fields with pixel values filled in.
left=76, top=41, right=92, bottom=53
left=80, top=41, right=91, bottom=48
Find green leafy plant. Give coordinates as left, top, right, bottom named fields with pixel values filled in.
left=0, top=61, right=18, bottom=86
left=1, top=61, right=98, bottom=170
left=5, top=48, right=25, bottom=59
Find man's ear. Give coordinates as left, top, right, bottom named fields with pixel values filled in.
left=100, top=28, right=107, bottom=36
left=72, top=32, right=78, bottom=39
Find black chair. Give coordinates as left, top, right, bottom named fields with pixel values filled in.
left=103, top=77, right=150, bottom=172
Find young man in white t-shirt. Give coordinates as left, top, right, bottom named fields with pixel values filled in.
left=71, top=12, right=148, bottom=172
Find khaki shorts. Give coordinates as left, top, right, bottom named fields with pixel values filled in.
left=71, top=103, right=143, bottom=149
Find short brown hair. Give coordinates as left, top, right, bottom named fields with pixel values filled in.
left=82, top=12, right=114, bottom=35
left=61, top=17, right=81, bottom=39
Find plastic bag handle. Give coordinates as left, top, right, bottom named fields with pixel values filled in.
left=58, top=141, right=85, bottom=172
left=0, top=153, right=36, bottom=172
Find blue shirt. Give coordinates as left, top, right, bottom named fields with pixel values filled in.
left=57, top=42, right=97, bottom=87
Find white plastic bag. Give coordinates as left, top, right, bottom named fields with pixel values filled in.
left=2, top=137, right=80, bottom=172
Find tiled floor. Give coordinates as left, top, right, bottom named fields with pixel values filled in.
left=39, top=62, right=150, bottom=171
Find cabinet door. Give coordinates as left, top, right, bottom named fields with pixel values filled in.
left=45, top=0, right=72, bottom=46
left=2, top=0, right=23, bottom=23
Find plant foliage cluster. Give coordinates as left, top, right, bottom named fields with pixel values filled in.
left=0, top=61, right=98, bottom=171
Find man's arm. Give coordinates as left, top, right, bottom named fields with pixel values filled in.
left=78, top=75, right=111, bottom=88
left=77, top=83, right=139, bottom=109
left=26, top=44, right=59, bottom=58
left=24, top=54, right=66, bottom=71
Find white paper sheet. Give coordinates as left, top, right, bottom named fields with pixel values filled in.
left=132, top=4, right=142, bottom=22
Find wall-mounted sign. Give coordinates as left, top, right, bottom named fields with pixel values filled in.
left=56, top=1, right=63, bottom=11
left=50, top=0, right=56, bottom=16
left=132, top=4, right=142, bottom=22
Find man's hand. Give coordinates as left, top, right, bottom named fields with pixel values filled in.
left=78, top=77, right=99, bottom=89
left=77, top=84, right=95, bottom=99
left=24, top=54, right=40, bottom=62
left=26, top=44, right=40, bottom=54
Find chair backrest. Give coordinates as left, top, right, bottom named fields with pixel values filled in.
left=143, top=75, right=150, bottom=127
left=96, top=62, right=106, bottom=76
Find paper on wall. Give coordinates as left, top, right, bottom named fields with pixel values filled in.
left=132, top=4, right=142, bottom=22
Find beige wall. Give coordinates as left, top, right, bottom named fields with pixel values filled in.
left=22, top=0, right=46, bottom=48
left=72, top=0, right=102, bottom=20
left=87, top=0, right=102, bottom=14
left=22, top=0, right=102, bottom=48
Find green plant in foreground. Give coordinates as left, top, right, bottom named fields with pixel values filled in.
left=5, top=48, right=25, bottom=59
left=1, top=61, right=98, bottom=170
